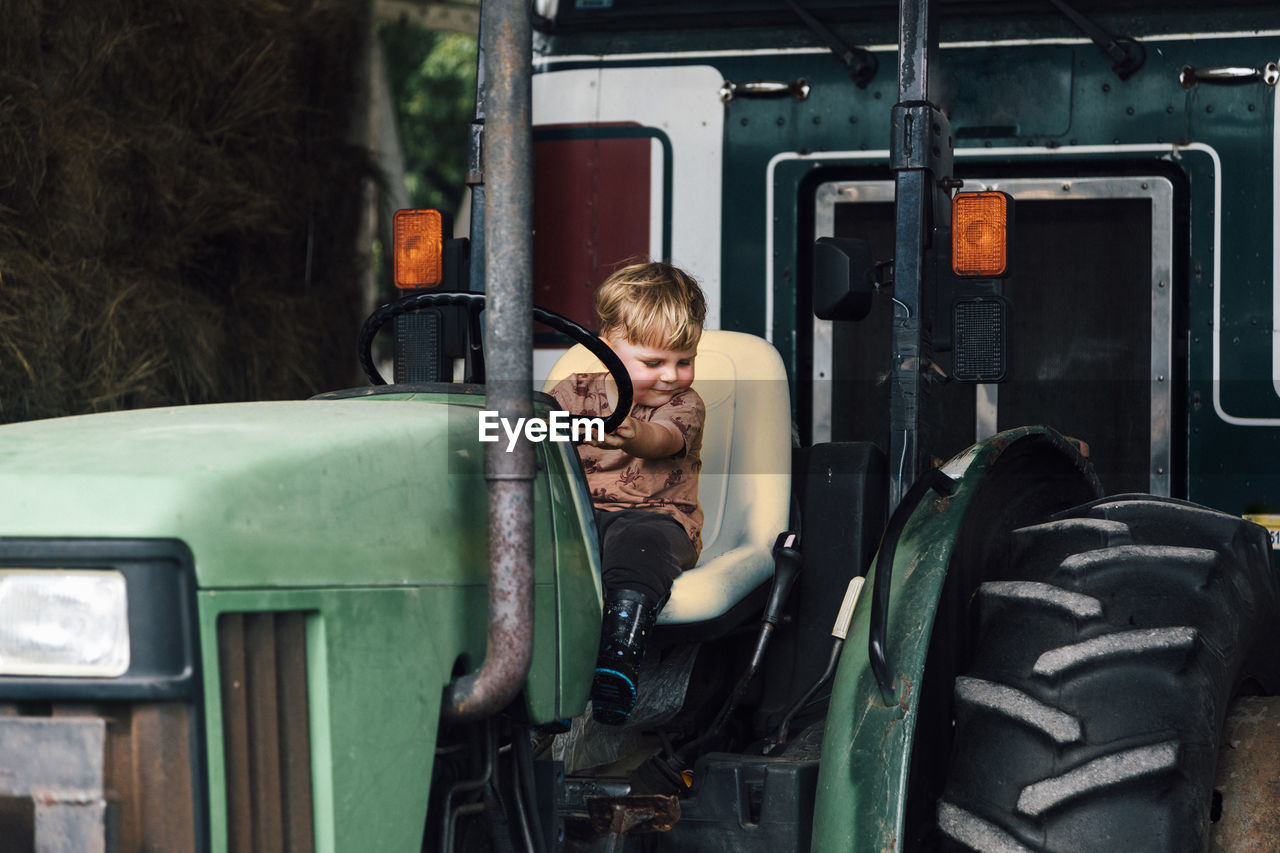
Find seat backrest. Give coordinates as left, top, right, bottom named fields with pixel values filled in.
left=542, top=330, right=791, bottom=625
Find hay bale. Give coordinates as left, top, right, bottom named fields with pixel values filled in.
left=0, top=0, right=376, bottom=423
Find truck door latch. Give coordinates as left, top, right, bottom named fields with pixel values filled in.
left=1179, top=62, right=1280, bottom=89
left=719, top=78, right=811, bottom=103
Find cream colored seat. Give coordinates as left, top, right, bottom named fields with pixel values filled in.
left=542, top=330, right=792, bottom=626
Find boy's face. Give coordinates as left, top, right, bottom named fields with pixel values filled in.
left=603, top=334, right=697, bottom=408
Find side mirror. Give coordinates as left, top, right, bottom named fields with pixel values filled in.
left=812, top=236, right=874, bottom=322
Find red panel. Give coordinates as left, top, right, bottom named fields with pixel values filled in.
left=533, top=125, right=653, bottom=334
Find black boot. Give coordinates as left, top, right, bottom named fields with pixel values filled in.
left=592, top=589, right=659, bottom=726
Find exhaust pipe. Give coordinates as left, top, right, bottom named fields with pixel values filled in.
left=442, top=0, right=535, bottom=722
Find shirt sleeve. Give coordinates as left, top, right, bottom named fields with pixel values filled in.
left=548, top=373, right=613, bottom=419
left=548, top=376, right=574, bottom=412
left=651, top=389, right=705, bottom=456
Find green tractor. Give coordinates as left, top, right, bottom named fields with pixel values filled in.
left=3, top=0, right=1280, bottom=851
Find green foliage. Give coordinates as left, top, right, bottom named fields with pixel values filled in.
left=380, top=25, right=478, bottom=222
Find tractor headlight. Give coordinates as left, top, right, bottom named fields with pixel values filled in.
left=0, top=570, right=130, bottom=677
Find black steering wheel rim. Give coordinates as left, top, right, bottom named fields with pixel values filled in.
left=357, top=291, right=633, bottom=433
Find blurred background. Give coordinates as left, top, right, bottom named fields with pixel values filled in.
left=0, top=0, right=477, bottom=423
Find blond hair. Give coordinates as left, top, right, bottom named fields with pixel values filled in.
left=595, top=261, right=706, bottom=351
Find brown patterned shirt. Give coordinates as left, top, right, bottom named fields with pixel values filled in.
left=549, top=372, right=704, bottom=556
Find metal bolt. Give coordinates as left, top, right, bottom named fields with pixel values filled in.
left=1061, top=183, right=1071, bottom=192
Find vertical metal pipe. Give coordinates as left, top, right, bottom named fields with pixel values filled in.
left=442, top=0, right=536, bottom=722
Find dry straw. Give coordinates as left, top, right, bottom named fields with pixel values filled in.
left=0, top=0, right=377, bottom=422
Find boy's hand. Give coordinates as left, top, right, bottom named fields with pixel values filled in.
left=590, top=415, right=637, bottom=449
left=588, top=415, right=682, bottom=459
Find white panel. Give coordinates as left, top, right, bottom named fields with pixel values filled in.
left=532, top=65, right=725, bottom=331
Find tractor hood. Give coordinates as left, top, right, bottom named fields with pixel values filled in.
left=0, top=394, right=494, bottom=589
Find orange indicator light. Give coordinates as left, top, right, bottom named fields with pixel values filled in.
left=393, top=209, right=444, bottom=289
left=952, top=192, right=1010, bottom=277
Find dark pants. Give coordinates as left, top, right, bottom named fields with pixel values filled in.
left=594, top=509, right=697, bottom=604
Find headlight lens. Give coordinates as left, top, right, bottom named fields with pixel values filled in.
left=0, top=570, right=130, bottom=677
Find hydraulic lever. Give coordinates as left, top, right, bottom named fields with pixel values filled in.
left=768, top=574, right=865, bottom=749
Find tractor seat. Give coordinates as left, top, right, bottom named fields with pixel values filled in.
left=543, top=330, right=791, bottom=627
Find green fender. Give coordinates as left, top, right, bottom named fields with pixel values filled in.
left=811, top=426, right=1101, bottom=852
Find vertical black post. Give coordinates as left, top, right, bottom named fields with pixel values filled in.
left=888, top=0, right=951, bottom=511
left=869, top=0, right=955, bottom=700
left=467, top=24, right=487, bottom=293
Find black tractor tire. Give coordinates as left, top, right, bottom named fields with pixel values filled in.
left=937, top=494, right=1280, bottom=853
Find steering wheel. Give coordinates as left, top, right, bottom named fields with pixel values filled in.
left=357, top=291, right=633, bottom=434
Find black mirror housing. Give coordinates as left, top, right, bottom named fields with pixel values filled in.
left=812, top=236, right=874, bottom=322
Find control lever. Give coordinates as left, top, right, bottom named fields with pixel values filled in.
left=675, top=532, right=802, bottom=763
left=751, top=533, right=803, bottom=672
left=767, top=575, right=865, bottom=750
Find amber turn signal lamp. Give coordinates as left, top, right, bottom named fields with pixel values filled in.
left=393, top=209, right=444, bottom=289
left=952, top=191, right=1010, bottom=277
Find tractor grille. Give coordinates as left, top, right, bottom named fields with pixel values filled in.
left=217, top=612, right=315, bottom=853
left=0, top=702, right=198, bottom=852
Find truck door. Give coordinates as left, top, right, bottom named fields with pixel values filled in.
left=811, top=172, right=1179, bottom=496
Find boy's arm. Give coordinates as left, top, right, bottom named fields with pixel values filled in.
left=592, top=416, right=683, bottom=459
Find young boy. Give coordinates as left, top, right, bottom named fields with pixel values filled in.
left=548, top=261, right=706, bottom=726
